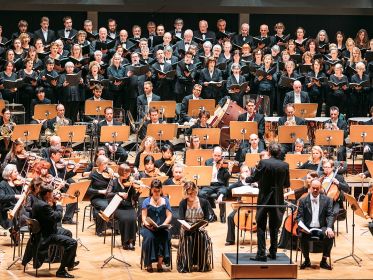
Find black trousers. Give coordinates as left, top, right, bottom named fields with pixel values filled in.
left=226, top=210, right=237, bottom=243
left=300, top=231, right=333, bottom=260
left=48, top=227, right=77, bottom=269
left=256, top=206, right=283, bottom=257
left=63, top=203, right=77, bottom=221
left=91, top=198, right=109, bottom=234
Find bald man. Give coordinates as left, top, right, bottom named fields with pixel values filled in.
left=283, top=80, right=310, bottom=110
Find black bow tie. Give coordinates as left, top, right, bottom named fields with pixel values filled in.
left=159, top=63, right=164, bottom=65
left=65, top=29, right=71, bottom=32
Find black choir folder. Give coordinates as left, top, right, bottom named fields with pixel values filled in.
left=178, top=219, right=208, bottom=231
left=145, top=217, right=172, bottom=230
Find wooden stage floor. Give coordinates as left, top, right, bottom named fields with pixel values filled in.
left=1, top=200, right=373, bottom=279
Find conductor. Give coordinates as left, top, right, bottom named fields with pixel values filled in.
left=245, top=142, right=290, bottom=261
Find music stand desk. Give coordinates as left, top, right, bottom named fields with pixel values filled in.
left=185, top=149, right=213, bottom=166
left=294, top=103, right=318, bottom=118
left=33, top=104, right=57, bottom=120
left=11, top=124, right=42, bottom=142
left=56, top=125, right=87, bottom=142
left=315, top=129, right=344, bottom=146
left=230, top=121, right=258, bottom=140
left=100, top=125, right=130, bottom=143
left=278, top=125, right=308, bottom=144
left=285, top=154, right=311, bottom=169
left=184, top=166, right=213, bottom=187
left=149, top=101, right=177, bottom=118
left=192, top=128, right=221, bottom=145
left=147, top=123, right=178, bottom=141
left=188, top=99, right=215, bottom=118
left=350, top=125, right=373, bottom=143
left=85, top=100, right=113, bottom=116
left=244, top=153, right=261, bottom=168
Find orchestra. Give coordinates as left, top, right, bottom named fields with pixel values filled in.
left=1, top=14, right=373, bottom=279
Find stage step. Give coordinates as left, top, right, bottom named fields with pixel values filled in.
left=222, top=252, right=297, bottom=279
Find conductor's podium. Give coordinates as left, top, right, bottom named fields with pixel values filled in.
left=222, top=252, right=297, bottom=279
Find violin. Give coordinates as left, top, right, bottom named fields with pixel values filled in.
left=61, top=146, right=73, bottom=158
left=145, top=167, right=166, bottom=177
left=164, top=156, right=176, bottom=166
left=13, top=176, right=32, bottom=187
left=102, top=167, right=119, bottom=179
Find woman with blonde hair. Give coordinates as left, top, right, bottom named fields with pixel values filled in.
left=299, top=145, right=325, bottom=172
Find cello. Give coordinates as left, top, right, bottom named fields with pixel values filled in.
left=361, top=184, right=373, bottom=219
left=321, top=162, right=344, bottom=201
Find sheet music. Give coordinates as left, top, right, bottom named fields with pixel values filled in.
left=102, top=194, right=122, bottom=218
left=232, top=185, right=259, bottom=195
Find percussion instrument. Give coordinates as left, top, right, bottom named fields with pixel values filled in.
left=207, top=99, right=245, bottom=148
left=348, top=117, right=370, bottom=132
left=264, top=116, right=279, bottom=142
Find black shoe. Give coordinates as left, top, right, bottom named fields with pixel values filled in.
left=267, top=253, right=276, bottom=260
left=300, top=260, right=311, bottom=269
left=320, top=261, right=332, bottom=270
left=67, top=261, right=79, bottom=271
left=56, top=269, right=74, bottom=278
left=62, top=219, right=76, bottom=225
left=128, top=243, right=135, bottom=251
left=250, top=255, right=267, bottom=262
left=225, top=241, right=235, bottom=246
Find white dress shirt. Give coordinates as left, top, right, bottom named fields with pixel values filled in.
left=211, top=162, right=219, bottom=183
left=294, top=92, right=301, bottom=104
left=310, top=194, right=320, bottom=228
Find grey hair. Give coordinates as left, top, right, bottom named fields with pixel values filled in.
left=2, top=164, right=17, bottom=181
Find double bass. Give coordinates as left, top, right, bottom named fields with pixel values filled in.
left=321, top=162, right=344, bottom=201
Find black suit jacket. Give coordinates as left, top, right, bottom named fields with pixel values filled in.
left=232, top=34, right=254, bottom=48
left=324, top=119, right=348, bottom=139
left=205, top=158, right=230, bottom=186
left=0, top=181, right=21, bottom=229
left=32, top=198, right=63, bottom=237
left=199, top=68, right=223, bottom=99
left=283, top=91, right=310, bottom=108
left=246, top=157, right=290, bottom=206
left=136, top=93, right=161, bottom=119
left=47, top=159, right=76, bottom=183
left=34, top=29, right=56, bottom=45
left=296, top=193, right=334, bottom=230
left=237, top=112, right=265, bottom=140
left=193, top=30, right=216, bottom=43
left=44, top=117, right=72, bottom=130
left=278, top=116, right=306, bottom=126
left=57, top=29, right=78, bottom=39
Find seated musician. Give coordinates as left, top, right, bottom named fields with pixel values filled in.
left=200, top=146, right=232, bottom=223
left=30, top=87, right=51, bottom=125
left=82, top=147, right=106, bottom=177
left=164, top=162, right=185, bottom=185
left=30, top=183, right=79, bottom=278
left=97, top=106, right=128, bottom=163
left=1, top=138, right=28, bottom=176
left=24, top=177, right=43, bottom=219
left=41, top=135, right=62, bottom=160
left=155, top=144, right=175, bottom=178
left=185, top=109, right=211, bottom=136
left=106, top=163, right=138, bottom=250
left=0, top=108, right=16, bottom=162
left=84, top=84, right=106, bottom=124
left=141, top=179, right=172, bottom=273
left=186, top=135, right=202, bottom=150
left=133, top=136, right=159, bottom=169
left=237, top=98, right=265, bottom=148
left=177, top=181, right=212, bottom=273
left=87, top=155, right=111, bottom=236
left=138, top=107, right=166, bottom=140
left=180, top=83, right=203, bottom=124
left=320, top=159, right=350, bottom=218
left=278, top=103, right=306, bottom=155
left=138, top=155, right=160, bottom=179
left=235, top=133, right=265, bottom=164
left=0, top=164, right=24, bottom=243
left=43, top=104, right=72, bottom=131
left=136, top=81, right=161, bottom=121
left=299, top=145, right=324, bottom=172
left=297, top=179, right=334, bottom=270
left=292, top=138, right=306, bottom=154
left=225, top=164, right=253, bottom=245
left=282, top=80, right=310, bottom=109
left=48, top=147, right=79, bottom=225
left=324, top=106, right=348, bottom=161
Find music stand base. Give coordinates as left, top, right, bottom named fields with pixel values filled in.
left=101, top=255, right=131, bottom=268
left=77, top=238, right=89, bottom=251
left=334, top=253, right=362, bottom=266
left=7, top=257, right=21, bottom=270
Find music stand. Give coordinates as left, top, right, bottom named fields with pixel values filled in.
left=84, top=100, right=113, bottom=116
left=147, top=123, right=177, bottom=149
left=11, top=124, right=42, bottom=150
left=56, top=125, right=87, bottom=142
left=315, top=130, right=344, bottom=158
left=293, top=103, right=318, bottom=118
left=185, top=149, right=213, bottom=166
left=188, top=99, right=216, bottom=118
left=285, top=154, right=311, bottom=169
left=0, top=99, right=5, bottom=115
left=184, top=166, right=212, bottom=187
left=229, top=121, right=258, bottom=142
left=139, top=176, right=169, bottom=198
left=162, top=185, right=184, bottom=207
left=99, top=194, right=131, bottom=268
left=138, top=153, right=162, bottom=171
left=244, top=153, right=261, bottom=168
left=278, top=125, right=308, bottom=146
left=350, top=125, right=373, bottom=173
left=33, top=104, right=57, bottom=120
left=192, top=128, right=221, bottom=148
left=62, top=180, right=90, bottom=251
left=289, top=169, right=312, bottom=180
left=287, top=179, right=305, bottom=200
left=335, top=192, right=364, bottom=266
left=149, top=101, right=177, bottom=119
